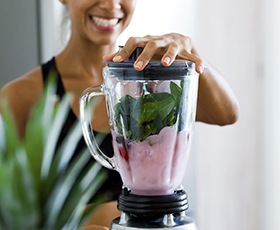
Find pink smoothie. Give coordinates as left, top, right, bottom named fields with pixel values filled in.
left=111, top=126, right=192, bottom=195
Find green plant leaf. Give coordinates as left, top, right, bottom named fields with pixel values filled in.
left=0, top=100, right=19, bottom=159
left=0, top=78, right=105, bottom=229
left=41, top=93, right=73, bottom=180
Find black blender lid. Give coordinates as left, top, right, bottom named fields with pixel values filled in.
left=105, top=47, right=196, bottom=80
left=106, top=46, right=195, bottom=68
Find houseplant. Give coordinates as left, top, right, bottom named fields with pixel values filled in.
left=0, top=78, right=106, bottom=230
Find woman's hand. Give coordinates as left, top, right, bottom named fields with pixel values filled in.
left=81, top=201, right=120, bottom=230
left=103, top=33, right=205, bottom=74
left=80, top=225, right=109, bottom=230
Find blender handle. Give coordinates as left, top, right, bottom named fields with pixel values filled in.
left=79, top=86, right=116, bottom=170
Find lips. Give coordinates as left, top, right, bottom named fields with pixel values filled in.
left=90, top=15, right=120, bottom=28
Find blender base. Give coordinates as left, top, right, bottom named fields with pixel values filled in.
left=110, top=213, right=197, bottom=230
left=110, top=189, right=197, bottom=230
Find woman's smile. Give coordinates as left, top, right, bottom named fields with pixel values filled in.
left=89, top=15, right=121, bottom=30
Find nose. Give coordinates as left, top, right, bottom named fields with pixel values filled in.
left=99, top=0, right=121, bottom=10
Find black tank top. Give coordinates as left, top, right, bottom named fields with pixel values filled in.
left=41, top=57, right=122, bottom=201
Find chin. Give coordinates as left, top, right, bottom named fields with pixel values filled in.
left=96, top=38, right=117, bottom=46
left=95, top=34, right=120, bottom=46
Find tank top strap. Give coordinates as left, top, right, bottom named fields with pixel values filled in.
left=41, top=57, right=65, bottom=98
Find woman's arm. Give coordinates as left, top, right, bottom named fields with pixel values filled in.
left=195, top=61, right=239, bottom=125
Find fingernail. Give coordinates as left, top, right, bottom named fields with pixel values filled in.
left=113, top=55, right=123, bottom=62
left=135, top=60, right=144, bottom=70
left=163, top=57, right=171, bottom=65
left=198, top=65, right=204, bottom=73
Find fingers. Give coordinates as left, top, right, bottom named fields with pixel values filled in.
left=111, top=36, right=159, bottom=71
left=133, top=39, right=166, bottom=71
left=103, top=52, right=117, bottom=61
left=178, top=49, right=205, bottom=74
left=113, top=37, right=143, bottom=63
left=103, top=37, right=140, bottom=62
left=109, top=36, right=173, bottom=71
left=107, top=33, right=205, bottom=73
left=160, top=42, right=180, bottom=66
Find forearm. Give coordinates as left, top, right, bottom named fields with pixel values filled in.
left=195, top=61, right=239, bottom=125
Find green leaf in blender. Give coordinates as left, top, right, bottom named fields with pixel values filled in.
left=114, top=81, right=183, bottom=141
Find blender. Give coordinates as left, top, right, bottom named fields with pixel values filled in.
left=79, top=48, right=199, bottom=229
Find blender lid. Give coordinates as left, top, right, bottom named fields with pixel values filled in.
left=104, top=47, right=197, bottom=80
left=106, top=46, right=195, bottom=69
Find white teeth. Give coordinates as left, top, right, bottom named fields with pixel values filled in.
left=91, top=16, right=119, bottom=27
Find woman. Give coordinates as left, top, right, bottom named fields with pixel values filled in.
left=0, top=0, right=239, bottom=228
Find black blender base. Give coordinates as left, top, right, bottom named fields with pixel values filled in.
left=110, top=189, right=197, bottom=229
left=110, top=214, right=197, bottom=230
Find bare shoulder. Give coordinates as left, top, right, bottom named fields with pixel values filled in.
left=1, top=67, right=43, bottom=96
left=0, top=66, right=44, bottom=137
left=0, top=66, right=44, bottom=111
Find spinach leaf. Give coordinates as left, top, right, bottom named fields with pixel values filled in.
left=114, top=81, right=183, bottom=141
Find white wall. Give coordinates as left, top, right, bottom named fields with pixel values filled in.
left=194, top=0, right=262, bottom=229
left=262, top=0, right=280, bottom=229
left=117, top=0, right=196, bottom=44
left=194, top=0, right=280, bottom=230
left=40, top=0, right=65, bottom=62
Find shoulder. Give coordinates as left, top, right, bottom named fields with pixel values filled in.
left=0, top=66, right=44, bottom=137
left=1, top=66, right=43, bottom=103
